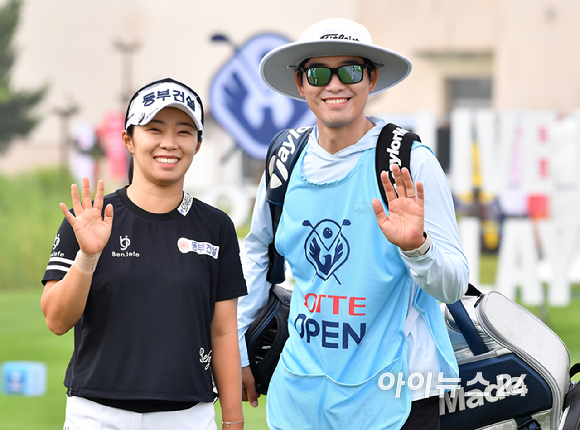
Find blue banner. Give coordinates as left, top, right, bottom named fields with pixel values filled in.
left=210, top=33, right=315, bottom=160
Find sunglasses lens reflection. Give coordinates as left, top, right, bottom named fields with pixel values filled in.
left=305, top=65, right=365, bottom=86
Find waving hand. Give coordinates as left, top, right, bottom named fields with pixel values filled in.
left=60, top=177, right=114, bottom=255
left=371, top=165, right=425, bottom=251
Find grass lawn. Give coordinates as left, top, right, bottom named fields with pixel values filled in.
left=0, top=290, right=70, bottom=430
left=0, top=289, right=269, bottom=430
left=2, top=281, right=579, bottom=429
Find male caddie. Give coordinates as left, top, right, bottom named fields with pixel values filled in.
left=238, top=18, right=469, bottom=430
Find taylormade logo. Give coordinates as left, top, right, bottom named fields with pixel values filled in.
left=440, top=374, right=528, bottom=415
left=387, top=127, right=408, bottom=181
left=268, top=127, right=311, bottom=189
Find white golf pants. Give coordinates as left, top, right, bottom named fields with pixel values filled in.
left=63, top=396, right=218, bottom=430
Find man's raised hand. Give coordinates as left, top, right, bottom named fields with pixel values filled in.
left=371, top=165, right=425, bottom=251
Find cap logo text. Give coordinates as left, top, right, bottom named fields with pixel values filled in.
left=320, top=33, right=360, bottom=41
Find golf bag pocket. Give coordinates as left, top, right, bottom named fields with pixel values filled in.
left=440, top=289, right=571, bottom=430
left=440, top=351, right=552, bottom=429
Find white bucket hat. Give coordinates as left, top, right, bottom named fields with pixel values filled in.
left=260, top=18, right=412, bottom=101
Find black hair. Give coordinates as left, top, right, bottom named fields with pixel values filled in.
left=125, top=78, right=204, bottom=184
left=364, top=58, right=378, bottom=79
left=127, top=125, right=134, bottom=185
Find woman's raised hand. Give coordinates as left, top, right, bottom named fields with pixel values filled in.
left=60, top=177, right=114, bottom=255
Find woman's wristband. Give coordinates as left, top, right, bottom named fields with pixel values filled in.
left=222, top=419, right=244, bottom=428
left=74, top=250, right=101, bottom=274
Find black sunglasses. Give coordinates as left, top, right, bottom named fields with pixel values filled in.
left=299, top=64, right=370, bottom=86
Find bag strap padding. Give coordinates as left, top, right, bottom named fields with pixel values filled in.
left=265, top=127, right=313, bottom=284
left=375, top=123, right=419, bottom=207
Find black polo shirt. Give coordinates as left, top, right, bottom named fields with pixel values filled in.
left=43, top=187, right=247, bottom=411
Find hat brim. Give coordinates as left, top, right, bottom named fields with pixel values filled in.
left=260, top=40, right=412, bottom=101
left=162, top=102, right=204, bottom=131
left=127, top=101, right=203, bottom=132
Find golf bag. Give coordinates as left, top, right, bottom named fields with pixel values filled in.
left=245, top=284, right=292, bottom=395
left=441, top=284, right=580, bottom=430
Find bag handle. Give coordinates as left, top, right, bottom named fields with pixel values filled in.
left=562, top=374, right=580, bottom=430
left=446, top=283, right=489, bottom=356
left=563, top=364, right=580, bottom=410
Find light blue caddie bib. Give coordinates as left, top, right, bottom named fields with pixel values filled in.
left=266, top=147, right=413, bottom=430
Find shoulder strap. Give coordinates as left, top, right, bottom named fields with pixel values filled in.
left=375, top=123, right=420, bottom=207
left=265, top=126, right=314, bottom=284
left=265, top=126, right=314, bottom=207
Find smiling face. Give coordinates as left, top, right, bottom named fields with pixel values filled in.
left=295, top=55, right=378, bottom=134
left=123, top=107, right=201, bottom=189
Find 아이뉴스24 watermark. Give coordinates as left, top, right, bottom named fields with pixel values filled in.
left=378, top=370, right=528, bottom=409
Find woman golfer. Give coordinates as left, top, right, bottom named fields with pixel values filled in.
left=41, top=78, right=246, bottom=430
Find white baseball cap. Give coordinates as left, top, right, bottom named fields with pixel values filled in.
left=125, top=78, right=204, bottom=131
left=260, top=18, right=412, bottom=101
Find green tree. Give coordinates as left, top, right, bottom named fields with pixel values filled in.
left=0, top=0, right=46, bottom=154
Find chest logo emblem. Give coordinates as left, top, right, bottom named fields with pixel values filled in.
left=303, top=219, right=351, bottom=284
left=120, top=235, right=131, bottom=251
